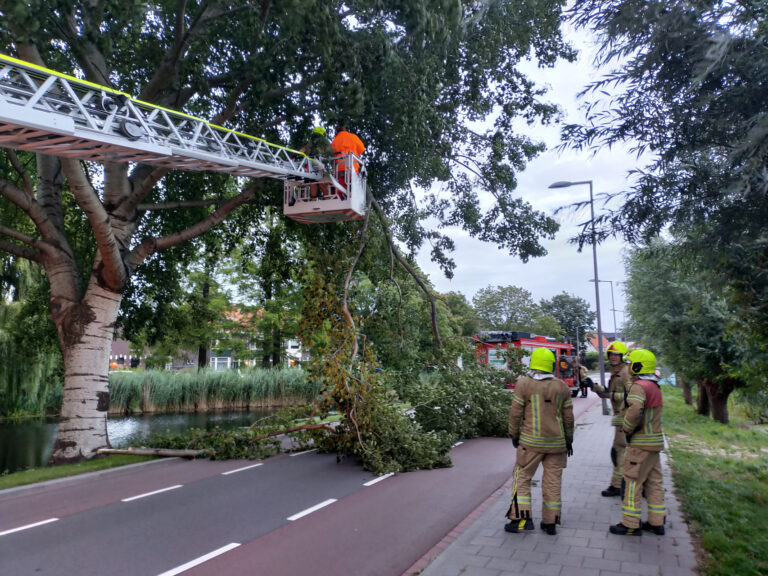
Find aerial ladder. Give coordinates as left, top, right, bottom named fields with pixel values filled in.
left=0, top=54, right=366, bottom=223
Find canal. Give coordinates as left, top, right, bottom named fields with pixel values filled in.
left=0, top=409, right=275, bottom=474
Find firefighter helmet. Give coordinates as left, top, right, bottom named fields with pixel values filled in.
left=312, top=126, right=326, bottom=136
left=605, top=340, right=629, bottom=359
left=627, top=348, right=657, bottom=375
left=530, top=348, right=555, bottom=373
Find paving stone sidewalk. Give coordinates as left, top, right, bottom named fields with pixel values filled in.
left=418, top=400, right=698, bottom=576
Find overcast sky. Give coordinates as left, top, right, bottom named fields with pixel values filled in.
left=415, top=23, right=636, bottom=338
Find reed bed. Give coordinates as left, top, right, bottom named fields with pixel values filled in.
left=108, top=368, right=319, bottom=414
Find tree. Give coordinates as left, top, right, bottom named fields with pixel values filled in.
left=624, top=240, right=741, bottom=424
left=472, top=284, right=563, bottom=336
left=0, top=1, right=574, bottom=463
left=565, top=0, right=768, bottom=390
left=540, top=291, right=595, bottom=353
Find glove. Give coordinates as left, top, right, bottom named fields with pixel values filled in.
left=511, top=437, right=520, bottom=448
left=625, top=433, right=633, bottom=445
left=566, top=441, right=573, bottom=457
left=584, top=377, right=594, bottom=389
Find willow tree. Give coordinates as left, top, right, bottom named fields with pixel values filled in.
left=0, top=0, right=573, bottom=463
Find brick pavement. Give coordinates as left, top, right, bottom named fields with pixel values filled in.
left=416, top=398, right=698, bottom=576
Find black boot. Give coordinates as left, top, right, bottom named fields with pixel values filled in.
left=609, top=522, right=642, bottom=536
left=539, top=521, right=557, bottom=536
left=504, top=518, right=534, bottom=533
left=641, top=521, right=665, bottom=535
left=601, top=485, right=621, bottom=497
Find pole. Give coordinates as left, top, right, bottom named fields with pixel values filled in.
left=608, top=280, right=618, bottom=338
left=588, top=181, right=610, bottom=415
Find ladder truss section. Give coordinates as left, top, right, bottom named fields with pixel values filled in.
left=0, top=54, right=321, bottom=180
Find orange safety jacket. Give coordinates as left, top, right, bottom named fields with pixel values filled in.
left=331, top=130, right=365, bottom=173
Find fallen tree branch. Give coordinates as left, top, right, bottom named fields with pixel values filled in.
left=341, top=198, right=372, bottom=360
left=96, top=447, right=210, bottom=458
left=369, top=193, right=442, bottom=348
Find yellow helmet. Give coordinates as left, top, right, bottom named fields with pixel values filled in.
left=530, top=348, right=555, bottom=373
left=606, top=340, right=629, bottom=360
left=312, top=126, right=326, bottom=136
left=626, top=348, right=657, bottom=375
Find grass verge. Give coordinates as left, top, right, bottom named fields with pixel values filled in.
left=663, top=386, right=768, bottom=576
left=0, top=455, right=155, bottom=491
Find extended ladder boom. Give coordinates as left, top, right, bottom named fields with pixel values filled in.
left=0, top=54, right=321, bottom=180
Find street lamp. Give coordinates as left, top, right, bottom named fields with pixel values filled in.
left=549, top=179, right=609, bottom=415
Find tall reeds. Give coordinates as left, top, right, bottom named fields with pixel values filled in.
left=108, top=368, right=318, bottom=414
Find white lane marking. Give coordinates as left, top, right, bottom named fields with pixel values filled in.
left=452, top=441, right=464, bottom=447
left=121, top=484, right=183, bottom=502
left=287, top=498, right=337, bottom=521
left=0, top=518, right=58, bottom=537
left=363, top=472, right=394, bottom=486
left=156, top=543, right=241, bottom=576
left=221, top=463, right=263, bottom=475
left=290, top=449, right=318, bottom=457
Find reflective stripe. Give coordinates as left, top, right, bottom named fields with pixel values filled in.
left=627, top=394, right=644, bottom=403
left=611, top=416, right=624, bottom=426
left=519, top=432, right=566, bottom=448
left=622, top=507, right=642, bottom=518
left=532, top=395, right=540, bottom=436
left=645, top=407, right=654, bottom=434
left=543, top=501, right=562, bottom=510
left=647, top=504, right=666, bottom=512
left=511, top=393, right=525, bottom=406
left=612, top=471, right=623, bottom=478
left=563, top=398, right=573, bottom=408
left=517, top=496, right=531, bottom=504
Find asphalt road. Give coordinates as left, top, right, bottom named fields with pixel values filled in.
left=0, top=396, right=598, bottom=576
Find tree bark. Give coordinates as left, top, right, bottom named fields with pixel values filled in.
left=680, top=376, right=692, bottom=405
left=50, top=281, right=122, bottom=464
left=696, top=381, right=710, bottom=417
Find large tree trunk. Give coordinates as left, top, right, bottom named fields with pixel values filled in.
left=680, top=376, right=692, bottom=405
left=704, top=378, right=735, bottom=425
left=697, top=381, right=711, bottom=416
left=49, top=281, right=122, bottom=464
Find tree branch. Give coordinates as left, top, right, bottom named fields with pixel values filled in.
left=126, top=180, right=262, bottom=271
left=369, top=193, right=442, bottom=348
left=137, top=199, right=224, bottom=211
left=60, top=158, right=126, bottom=288
left=0, top=237, right=42, bottom=263
left=341, top=198, right=372, bottom=360
left=6, top=150, right=33, bottom=196
left=0, top=176, right=67, bottom=249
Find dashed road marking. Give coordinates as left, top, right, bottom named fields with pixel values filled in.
left=122, top=484, right=183, bottom=502
left=156, top=543, right=241, bottom=576
left=290, top=449, right=318, bottom=457
left=363, top=472, right=394, bottom=486
left=452, top=441, right=464, bottom=447
left=0, top=518, right=58, bottom=537
left=287, top=498, right=337, bottom=521
left=221, top=463, right=263, bottom=475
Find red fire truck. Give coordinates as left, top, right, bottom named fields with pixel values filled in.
left=473, top=331, right=580, bottom=397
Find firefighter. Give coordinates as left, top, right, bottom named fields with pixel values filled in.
left=609, top=348, right=666, bottom=536
left=298, top=126, right=334, bottom=200
left=506, top=347, right=575, bottom=536
left=587, top=340, right=631, bottom=497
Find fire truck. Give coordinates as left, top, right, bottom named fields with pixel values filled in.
left=473, top=331, right=581, bottom=397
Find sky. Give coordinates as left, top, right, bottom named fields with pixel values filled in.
left=415, top=24, right=637, bottom=338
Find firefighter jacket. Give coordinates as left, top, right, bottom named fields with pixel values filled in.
left=592, top=363, right=631, bottom=427
left=622, top=376, right=664, bottom=451
left=509, top=373, right=575, bottom=453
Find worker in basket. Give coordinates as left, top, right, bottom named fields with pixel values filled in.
left=331, top=124, right=365, bottom=200
left=295, top=126, right=334, bottom=202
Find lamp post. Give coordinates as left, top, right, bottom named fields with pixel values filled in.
left=549, top=180, right=609, bottom=415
